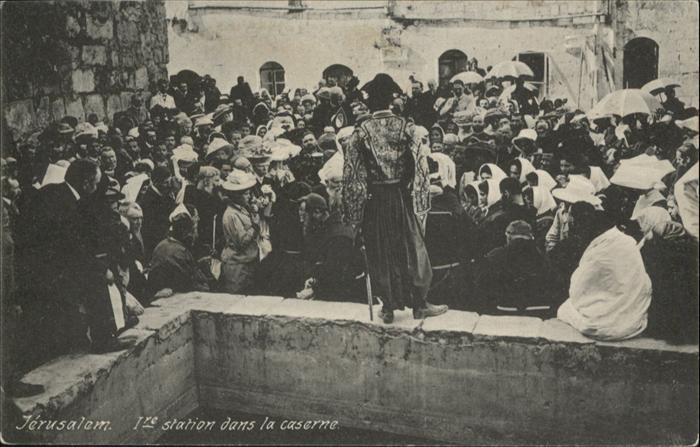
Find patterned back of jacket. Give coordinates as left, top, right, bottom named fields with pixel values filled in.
left=358, top=114, right=412, bottom=182
left=342, top=112, right=430, bottom=228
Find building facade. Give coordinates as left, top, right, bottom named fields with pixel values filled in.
left=167, top=0, right=698, bottom=110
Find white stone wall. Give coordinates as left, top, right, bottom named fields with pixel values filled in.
left=619, top=0, right=699, bottom=107
left=167, top=9, right=389, bottom=96
left=166, top=0, right=699, bottom=109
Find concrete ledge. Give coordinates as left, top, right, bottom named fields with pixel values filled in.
left=6, top=292, right=698, bottom=444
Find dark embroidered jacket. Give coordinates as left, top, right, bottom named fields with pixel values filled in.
left=342, top=110, right=430, bottom=227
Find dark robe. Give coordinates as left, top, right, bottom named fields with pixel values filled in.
left=342, top=110, right=432, bottom=311
left=148, top=237, right=211, bottom=297
left=139, top=186, right=175, bottom=261
left=478, top=200, right=536, bottom=258
left=311, top=102, right=333, bottom=136
left=230, top=82, right=254, bottom=110
left=183, top=185, right=225, bottom=258
left=405, top=91, right=437, bottom=128
left=640, top=230, right=699, bottom=344
left=475, top=238, right=559, bottom=317
left=662, top=96, right=686, bottom=116
left=17, top=183, right=92, bottom=368
left=424, top=188, right=474, bottom=310
left=303, top=213, right=363, bottom=302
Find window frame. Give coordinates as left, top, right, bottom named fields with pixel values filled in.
left=259, top=61, right=286, bottom=97
left=514, top=51, right=549, bottom=98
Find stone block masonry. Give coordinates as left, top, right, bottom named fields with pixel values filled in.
left=5, top=292, right=698, bottom=445
left=1, top=0, right=170, bottom=151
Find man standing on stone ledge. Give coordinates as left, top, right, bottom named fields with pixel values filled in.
left=342, top=73, right=448, bottom=324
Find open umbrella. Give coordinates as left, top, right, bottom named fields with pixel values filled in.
left=610, top=154, right=675, bottom=190
left=642, top=78, right=681, bottom=96
left=450, top=71, right=484, bottom=85
left=485, top=61, right=534, bottom=79
left=588, top=89, right=662, bottom=119
left=499, top=82, right=538, bottom=102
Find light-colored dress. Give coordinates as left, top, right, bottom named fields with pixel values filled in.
left=220, top=203, right=260, bottom=293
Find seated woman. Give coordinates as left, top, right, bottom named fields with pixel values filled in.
left=636, top=207, right=699, bottom=344
left=557, top=202, right=652, bottom=341
left=507, top=157, right=536, bottom=186
left=478, top=163, right=507, bottom=182
left=459, top=180, right=485, bottom=227
left=523, top=185, right=557, bottom=251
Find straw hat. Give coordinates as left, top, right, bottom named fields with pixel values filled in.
left=512, top=128, right=537, bottom=144
left=206, top=138, right=235, bottom=159
left=222, top=170, right=257, bottom=192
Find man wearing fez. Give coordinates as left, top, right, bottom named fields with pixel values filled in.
left=342, top=73, right=448, bottom=324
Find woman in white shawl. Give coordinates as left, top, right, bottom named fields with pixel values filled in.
left=478, top=163, right=507, bottom=183
left=477, top=178, right=502, bottom=213
left=507, top=157, right=536, bottom=185
left=524, top=185, right=557, bottom=250
left=557, top=203, right=652, bottom=341
left=571, top=165, right=610, bottom=193
left=428, top=152, right=457, bottom=189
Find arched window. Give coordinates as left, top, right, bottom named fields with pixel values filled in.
left=438, top=50, right=468, bottom=87
left=259, top=61, right=285, bottom=97
left=623, top=37, right=659, bottom=89
left=323, top=64, right=354, bottom=88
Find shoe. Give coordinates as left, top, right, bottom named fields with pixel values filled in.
left=378, top=308, right=394, bottom=324
left=4, top=380, right=45, bottom=398
left=91, top=336, right=137, bottom=354
left=413, top=302, right=448, bottom=319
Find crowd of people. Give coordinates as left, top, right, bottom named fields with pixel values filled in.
left=1, top=63, right=698, bottom=397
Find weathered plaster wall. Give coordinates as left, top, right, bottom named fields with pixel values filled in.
left=166, top=0, right=698, bottom=110
left=615, top=0, right=699, bottom=107
left=6, top=292, right=698, bottom=445
left=167, top=8, right=389, bottom=96
left=167, top=1, right=607, bottom=108
left=1, top=0, right=170, bottom=146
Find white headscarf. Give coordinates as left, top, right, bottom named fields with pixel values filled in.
left=336, top=126, right=355, bottom=151
left=479, top=178, right=502, bottom=209
left=415, top=126, right=429, bottom=146
left=587, top=166, right=611, bottom=193
left=121, top=173, right=149, bottom=203
left=631, top=188, right=667, bottom=220
left=531, top=186, right=557, bottom=216
left=429, top=152, right=457, bottom=189
left=318, top=151, right=344, bottom=186
left=535, top=169, right=557, bottom=191
left=478, top=163, right=507, bottom=183
left=515, top=157, right=536, bottom=184
left=634, top=206, right=672, bottom=240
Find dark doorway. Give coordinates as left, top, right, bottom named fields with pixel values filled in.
left=438, top=49, right=468, bottom=88
left=623, top=37, right=659, bottom=89
left=323, top=64, right=354, bottom=88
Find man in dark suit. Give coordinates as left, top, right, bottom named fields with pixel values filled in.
left=139, top=166, right=176, bottom=260
left=17, top=160, right=135, bottom=370
left=405, top=81, right=437, bottom=128
left=229, top=76, right=255, bottom=111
